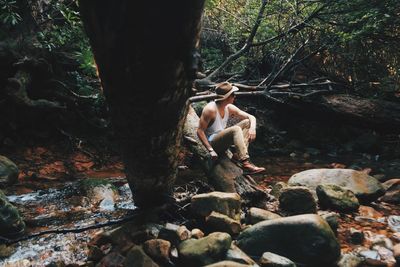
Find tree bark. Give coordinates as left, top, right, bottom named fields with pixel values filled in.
left=79, top=1, right=205, bottom=207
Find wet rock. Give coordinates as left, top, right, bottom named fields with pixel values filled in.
left=0, top=155, right=18, bottom=185
left=178, top=232, right=232, bottom=266
left=394, top=243, right=400, bottom=265
left=80, top=180, right=119, bottom=208
left=379, top=179, right=400, bottom=204
left=247, top=207, right=281, bottom=224
left=3, top=259, right=31, bottom=267
left=158, top=223, right=191, bottom=246
left=259, top=252, right=296, bottom=267
left=225, top=243, right=257, bottom=266
left=0, top=244, right=15, bottom=258
left=98, top=251, right=125, bottom=267
left=348, top=228, right=364, bottom=244
left=370, top=235, right=393, bottom=250
left=358, top=249, right=387, bottom=266
left=124, top=246, right=159, bottom=267
left=319, top=211, right=339, bottom=234
left=337, top=253, right=363, bottom=267
left=206, top=211, right=242, bottom=235
left=191, top=192, right=241, bottom=220
left=316, top=184, right=360, bottom=212
left=143, top=239, right=171, bottom=265
left=204, top=261, right=251, bottom=267
left=270, top=182, right=287, bottom=198
left=87, top=245, right=104, bottom=261
left=191, top=228, right=204, bottom=239
left=236, top=214, right=340, bottom=266
left=388, top=215, right=400, bottom=233
left=0, top=190, right=25, bottom=236
left=372, top=245, right=396, bottom=265
left=288, top=168, right=385, bottom=202
left=278, top=186, right=317, bottom=215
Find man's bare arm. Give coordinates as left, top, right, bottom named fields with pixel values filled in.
left=228, top=104, right=257, bottom=142
left=197, top=108, right=218, bottom=159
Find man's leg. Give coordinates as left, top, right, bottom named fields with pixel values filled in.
left=210, top=125, right=249, bottom=161
left=235, top=118, right=250, bottom=150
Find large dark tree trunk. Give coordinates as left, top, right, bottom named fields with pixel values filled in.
left=79, top=1, right=205, bottom=207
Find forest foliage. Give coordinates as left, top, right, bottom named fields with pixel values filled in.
left=0, top=0, right=399, bottom=108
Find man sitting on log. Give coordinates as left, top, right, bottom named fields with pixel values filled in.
left=197, top=82, right=266, bottom=174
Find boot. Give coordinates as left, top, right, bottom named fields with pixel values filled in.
left=241, top=160, right=266, bottom=175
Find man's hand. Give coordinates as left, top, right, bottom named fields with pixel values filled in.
left=249, top=128, right=256, bottom=143
left=209, top=150, right=218, bottom=160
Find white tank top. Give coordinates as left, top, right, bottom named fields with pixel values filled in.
left=205, top=102, right=229, bottom=141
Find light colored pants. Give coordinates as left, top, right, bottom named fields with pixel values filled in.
left=210, top=119, right=250, bottom=161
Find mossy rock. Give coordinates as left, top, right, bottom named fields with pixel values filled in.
left=0, top=190, right=25, bottom=237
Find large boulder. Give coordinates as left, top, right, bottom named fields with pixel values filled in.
left=288, top=169, right=384, bottom=202
left=178, top=232, right=232, bottom=266
left=0, top=155, right=18, bottom=185
left=236, top=214, right=340, bottom=266
left=379, top=179, right=400, bottom=204
left=0, top=190, right=25, bottom=237
left=191, top=192, right=241, bottom=220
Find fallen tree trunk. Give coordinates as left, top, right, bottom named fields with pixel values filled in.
left=183, top=105, right=268, bottom=204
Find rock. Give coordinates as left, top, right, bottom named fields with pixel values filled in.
left=394, top=243, right=400, bottom=265
left=379, top=179, right=400, bottom=204
left=259, top=252, right=296, bottom=267
left=191, top=192, right=241, bottom=220
left=178, top=232, right=232, bottom=266
left=225, top=243, right=257, bottom=266
left=158, top=223, right=191, bottom=246
left=98, top=251, right=125, bottom=267
left=348, top=228, right=364, bottom=244
left=319, top=211, right=339, bottom=234
left=124, top=246, right=159, bottom=267
left=278, top=186, right=317, bottom=215
left=203, top=261, right=251, bottom=267
left=0, top=155, right=18, bottom=185
left=388, top=215, right=400, bottom=233
left=206, top=211, right=242, bottom=235
left=0, top=190, right=25, bottom=236
left=143, top=239, right=171, bottom=265
left=372, top=245, right=396, bottom=265
left=0, top=244, right=15, bottom=258
left=87, top=245, right=104, bottom=261
left=191, top=228, right=204, bottom=239
left=236, top=214, right=340, bottom=266
left=337, top=253, right=363, bottom=267
left=247, top=207, right=281, bottom=224
left=316, top=184, right=360, bottom=212
left=270, top=182, right=287, bottom=198
left=288, top=168, right=385, bottom=202
left=358, top=249, right=387, bottom=266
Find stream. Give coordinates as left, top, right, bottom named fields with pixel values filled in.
left=1, top=152, right=400, bottom=266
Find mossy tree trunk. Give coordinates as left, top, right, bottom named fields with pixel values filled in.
left=79, top=1, right=205, bottom=207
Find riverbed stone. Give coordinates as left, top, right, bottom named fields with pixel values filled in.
left=270, top=182, right=288, bottom=198
left=206, top=211, right=242, bottom=235
left=288, top=168, right=385, bottom=202
left=279, top=186, right=317, bottom=215
left=204, top=261, right=251, bottom=267
left=0, top=244, right=15, bottom=258
left=316, top=184, right=360, bottom=212
left=0, top=190, right=25, bottom=236
left=247, top=207, right=281, bottom=224
left=178, top=232, right=232, bottom=266
left=318, top=211, right=339, bottom=234
left=158, top=223, right=191, bottom=246
left=124, top=246, right=159, bottom=267
left=142, top=239, right=171, bottom=265
left=259, top=252, right=296, bottom=267
left=394, top=243, right=400, bottom=265
left=236, top=214, right=340, bottom=266
left=98, top=251, right=125, bottom=267
left=0, top=155, right=18, bottom=185
left=225, top=243, right=257, bottom=266
left=337, top=253, right=363, bottom=267
left=191, top=191, right=241, bottom=220
left=191, top=228, right=204, bottom=239
left=379, top=179, right=400, bottom=204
